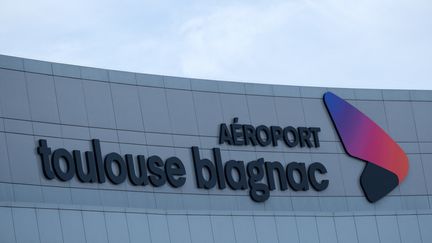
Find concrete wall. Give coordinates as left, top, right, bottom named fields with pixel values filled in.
left=0, top=54, right=431, bottom=242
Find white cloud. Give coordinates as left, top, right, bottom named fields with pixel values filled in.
left=0, top=0, right=431, bottom=89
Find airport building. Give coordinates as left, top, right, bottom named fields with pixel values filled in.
left=0, top=54, right=431, bottom=242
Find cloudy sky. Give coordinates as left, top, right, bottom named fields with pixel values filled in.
left=0, top=0, right=431, bottom=89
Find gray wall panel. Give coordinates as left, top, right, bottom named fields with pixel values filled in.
left=111, top=83, right=144, bottom=131
left=188, top=215, right=214, bottom=243
left=401, top=195, right=430, bottom=210
left=418, top=214, right=432, bottom=242
left=105, top=212, right=131, bottom=243
left=4, top=119, right=33, bottom=134
left=54, top=76, right=88, bottom=126
left=100, top=190, right=128, bottom=207
left=26, top=73, right=60, bottom=123
left=36, top=209, right=64, bottom=243
left=412, top=101, right=432, bottom=141
left=0, top=132, right=12, bottom=182
left=382, top=89, right=411, bottom=101
left=33, top=122, right=61, bottom=137
left=83, top=80, right=117, bottom=129
left=59, top=210, right=87, bottom=243
left=246, top=95, right=278, bottom=125
left=7, top=133, right=40, bottom=184
left=233, top=216, right=258, bottom=243
left=82, top=211, right=109, bottom=243
left=275, top=216, right=300, bottom=243
left=147, top=214, right=171, bottom=243
left=0, top=56, right=23, bottom=70
left=42, top=186, right=72, bottom=204
left=291, top=197, right=321, bottom=211
left=355, top=216, right=380, bottom=243
left=219, top=93, right=251, bottom=123
left=296, top=216, right=320, bottom=243
left=316, top=217, right=338, bottom=243
left=300, top=86, right=327, bottom=98
left=0, top=69, right=31, bottom=120
left=166, top=89, right=199, bottom=135
left=13, top=184, right=43, bottom=203
left=421, top=154, right=432, bottom=194
left=164, top=76, right=190, bottom=90
left=384, top=101, right=417, bottom=141
left=319, top=197, right=348, bottom=212
left=397, top=215, right=422, bottom=243
left=81, top=67, right=109, bottom=81
left=376, top=215, right=401, bottom=243
left=12, top=208, right=41, bottom=243
left=374, top=196, right=403, bottom=211
left=127, top=191, right=156, bottom=209
left=400, top=154, right=427, bottom=195
left=302, top=98, right=337, bottom=141
left=334, top=216, right=358, bottom=243
left=139, top=86, right=172, bottom=133
left=193, top=91, right=224, bottom=136
left=126, top=213, right=152, bottom=243
left=0, top=183, right=13, bottom=202
left=338, top=154, right=365, bottom=197
left=109, top=70, right=136, bottom=85
left=61, top=125, right=90, bottom=140
left=23, top=58, right=51, bottom=74
left=254, top=216, right=279, bottom=243
left=136, top=73, right=164, bottom=87
left=167, top=214, right=192, bottom=243
left=52, top=63, right=81, bottom=78
left=211, top=215, right=236, bottom=243
left=0, top=207, right=16, bottom=243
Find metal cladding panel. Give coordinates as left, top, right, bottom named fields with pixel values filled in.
left=0, top=54, right=431, bottom=242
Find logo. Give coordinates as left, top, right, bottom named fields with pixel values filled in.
left=323, top=92, right=409, bottom=202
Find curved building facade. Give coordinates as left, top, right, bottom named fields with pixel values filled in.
left=0, top=54, right=431, bottom=242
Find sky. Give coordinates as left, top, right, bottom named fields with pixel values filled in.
left=0, top=0, right=431, bottom=90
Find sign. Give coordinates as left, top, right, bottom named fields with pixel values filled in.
left=35, top=91, right=408, bottom=203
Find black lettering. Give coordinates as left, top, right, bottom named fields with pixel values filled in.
left=256, top=125, right=272, bottom=146
left=231, top=117, right=244, bottom=145
left=165, top=157, right=186, bottom=188
left=91, top=139, right=106, bottom=183
left=308, top=162, right=329, bottom=191
left=125, top=154, right=148, bottom=186
left=74, top=150, right=97, bottom=183
left=219, top=123, right=233, bottom=145
left=104, top=152, right=127, bottom=185
left=213, top=148, right=226, bottom=189
left=224, top=160, right=248, bottom=190
left=147, top=155, right=166, bottom=187
left=191, top=147, right=216, bottom=189
left=283, top=126, right=299, bottom=147
left=298, top=127, right=313, bottom=147
left=247, top=159, right=269, bottom=202
left=242, top=124, right=257, bottom=146
left=265, top=161, right=288, bottom=191
left=270, top=126, right=283, bottom=146
left=52, top=148, right=75, bottom=181
left=286, top=162, right=309, bottom=191
left=309, top=127, right=321, bottom=148
left=37, top=139, right=55, bottom=180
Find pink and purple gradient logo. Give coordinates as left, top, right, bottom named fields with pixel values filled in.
left=323, top=92, right=409, bottom=202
